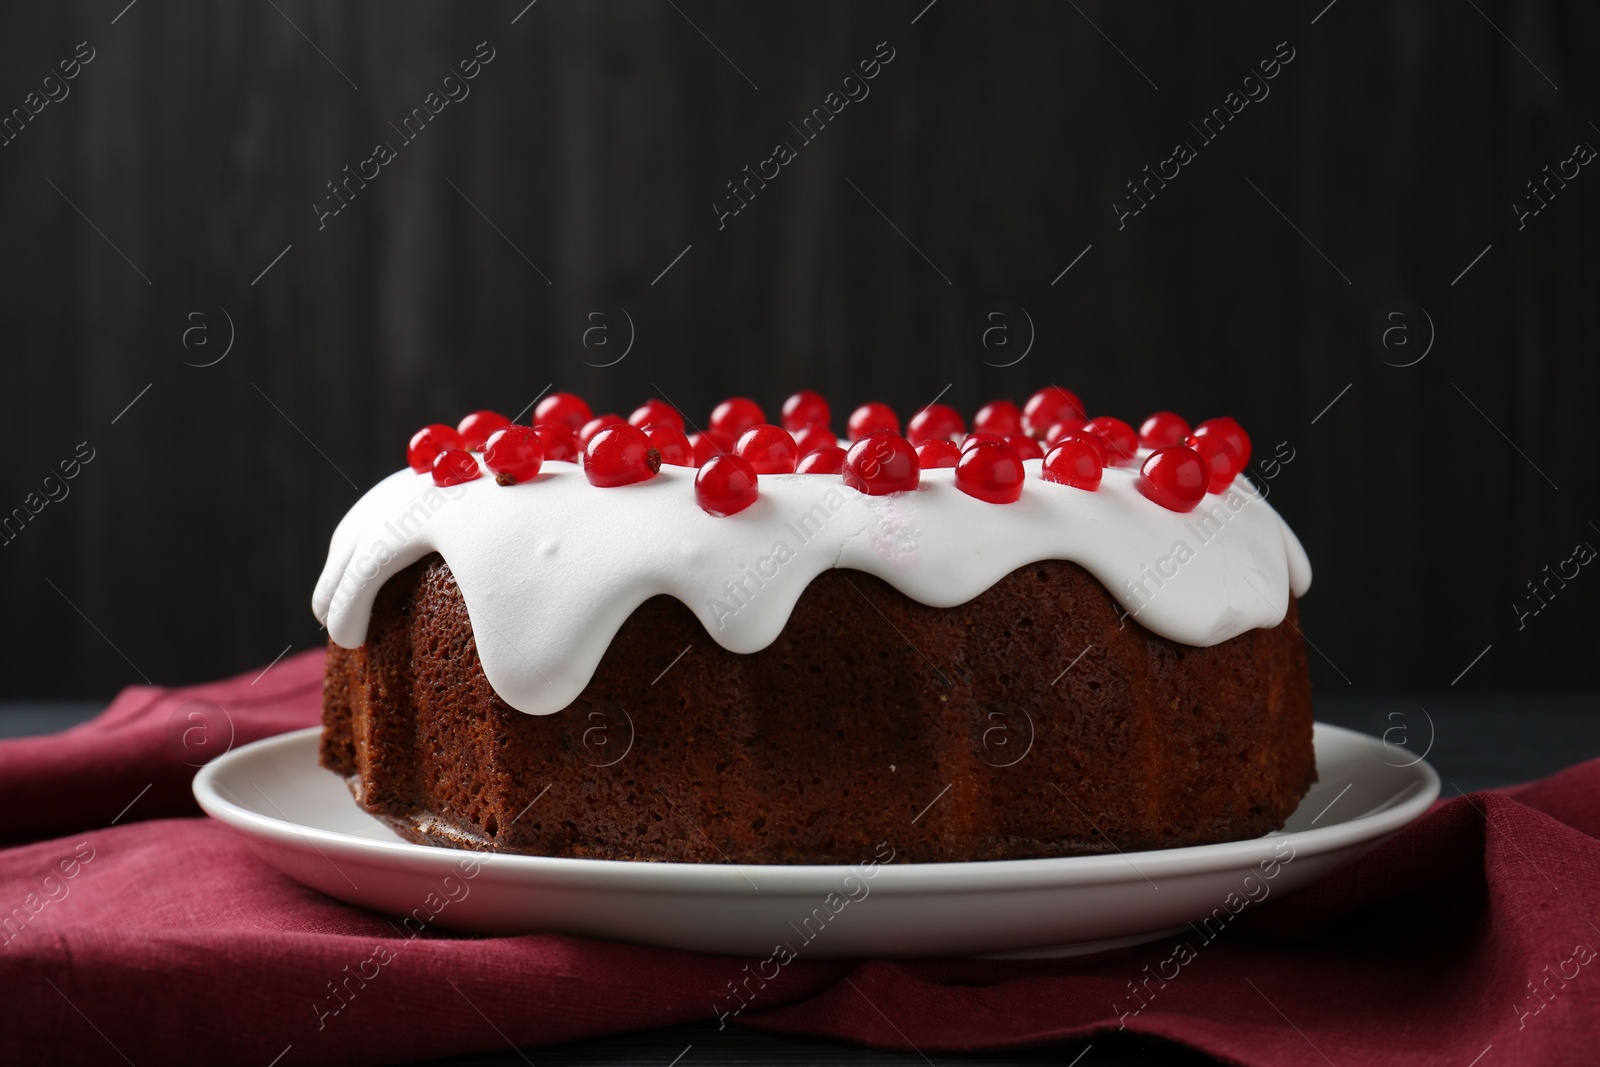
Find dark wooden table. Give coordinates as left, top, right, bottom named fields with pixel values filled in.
left=4, top=693, right=1595, bottom=1065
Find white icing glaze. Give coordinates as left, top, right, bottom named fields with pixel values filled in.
left=313, top=458, right=1312, bottom=715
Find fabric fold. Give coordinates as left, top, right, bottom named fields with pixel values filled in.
left=1, top=653, right=1595, bottom=1066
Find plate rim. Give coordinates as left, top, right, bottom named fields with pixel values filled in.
left=194, top=722, right=1439, bottom=894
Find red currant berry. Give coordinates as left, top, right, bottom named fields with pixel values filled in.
left=956, top=441, right=1025, bottom=504
left=1054, top=430, right=1108, bottom=469
left=781, top=390, right=831, bottom=433
left=687, top=432, right=724, bottom=467
left=483, top=426, right=544, bottom=485
left=532, top=423, right=579, bottom=463
left=1082, top=416, right=1140, bottom=467
left=906, top=403, right=965, bottom=445
left=535, top=392, right=592, bottom=432
left=792, top=424, right=837, bottom=455
left=583, top=424, right=662, bottom=487
left=973, top=399, right=1021, bottom=437
left=1041, top=438, right=1103, bottom=491
left=1137, top=447, right=1208, bottom=512
left=847, top=402, right=899, bottom=441
left=961, top=432, right=1007, bottom=453
left=915, top=439, right=962, bottom=468
left=431, top=448, right=481, bottom=487
left=709, top=397, right=766, bottom=440
left=842, top=432, right=919, bottom=495
left=1006, top=434, right=1044, bottom=462
left=1022, top=386, right=1086, bottom=439
left=796, top=445, right=847, bottom=474
left=695, top=454, right=759, bottom=516
left=1190, top=432, right=1242, bottom=493
left=408, top=424, right=463, bottom=472
left=642, top=422, right=695, bottom=467
left=734, top=424, right=798, bottom=474
left=579, top=414, right=625, bottom=448
left=1189, top=417, right=1251, bottom=469
left=629, top=399, right=683, bottom=432
left=1044, top=417, right=1088, bottom=446
left=1138, top=411, right=1190, bottom=450
left=457, top=410, right=511, bottom=451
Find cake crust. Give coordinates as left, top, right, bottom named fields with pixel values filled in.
left=321, top=554, right=1315, bottom=864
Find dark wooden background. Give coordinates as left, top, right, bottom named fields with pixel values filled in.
left=2, top=1, right=1595, bottom=699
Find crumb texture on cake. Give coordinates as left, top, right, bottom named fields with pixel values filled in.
left=321, top=554, right=1316, bottom=864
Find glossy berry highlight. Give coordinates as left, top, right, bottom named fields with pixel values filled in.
left=955, top=441, right=1025, bottom=504
left=1138, top=411, right=1190, bottom=450
left=532, top=423, right=579, bottom=463
left=734, top=424, right=799, bottom=475
left=1083, top=416, right=1140, bottom=467
left=1189, top=432, right=1243, bottom=493
left=796, top=445, right=847, bottom=474
left=1044, top=420, right=1088, bottom=448
left=535, top=392, right=592, bottom=432
left=792, top=424, right=837, bottom=456
left=695, top=454, right=759, bottom=516
left=408, top=424, right=463, bottom=472
left=1057, top=430, right=1108, bottom=468
left=482, top=426, right=544, bottom=485
left=781, top=390, right=831, bottom=433
left=457, top=410, right=511, bottom=452
left=915, top=439, right=962, bottom=469
left=642, top=422, right=695, bottom=467
left=1137, top=446, right=1208, bottom=512
left=847, top=402, right=899, bottom=441
left=579, top=414, right=625, bottom=448
left=629, top=399, right=683, bottom=432
left=431, top=448, right=481, bottom=487
left=709, top=397, right=766, bottom=441
left=1041, top=437, right=1103, bottom=491
left=842, top=432, right=920, bottom=495
left=687, top=432, right=724, bottom=467
left=583, top=424, right=662, bottom=487
left=1022, top=386, right=1086, bottom=439
left=960, top=432, right=1007, bottom=453
left=906, top=403, right=965, bottom=445
left=1189, top=417, right=1251, bottom=469
left=973, top=399, right=1021, bottom=437
left=1006, top=434, right=1044, bottom=462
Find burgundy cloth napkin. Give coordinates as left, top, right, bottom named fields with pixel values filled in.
left=2, top=653, right=1597, bottom=1066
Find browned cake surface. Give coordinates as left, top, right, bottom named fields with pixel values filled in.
left=321, top=554, right=1315, bottom=863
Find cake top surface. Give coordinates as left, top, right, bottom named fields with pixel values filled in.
left=314, top=397, right=1311, bottom=715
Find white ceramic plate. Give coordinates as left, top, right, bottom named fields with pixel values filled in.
left=194, top=723, right=1437, bottom=958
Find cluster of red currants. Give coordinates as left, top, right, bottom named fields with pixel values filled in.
left=404, top=387, right=1251, bottom=518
